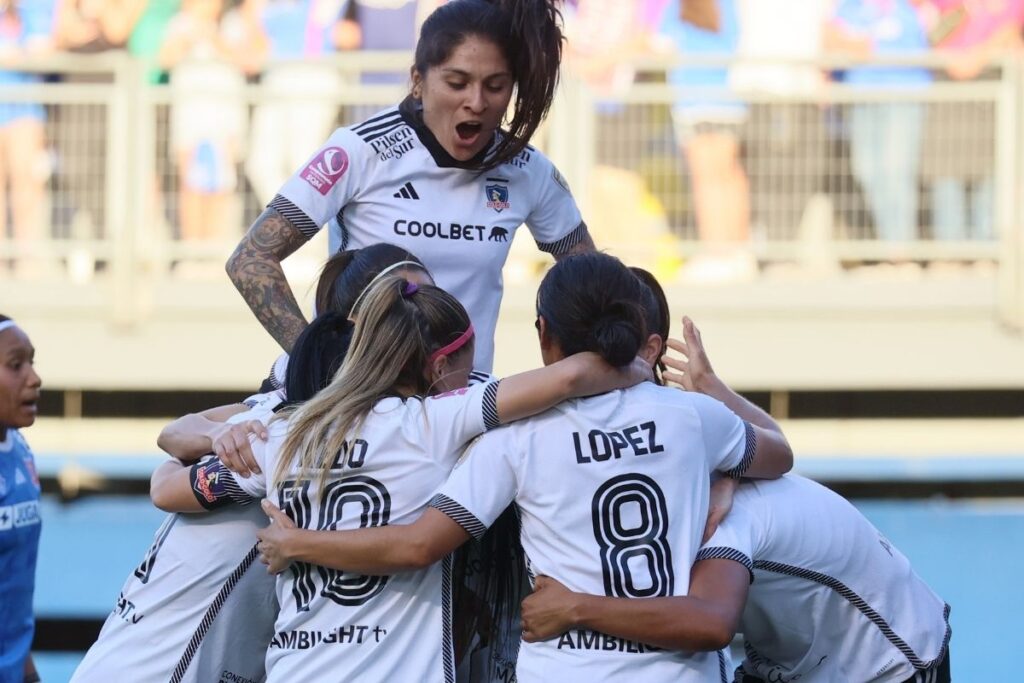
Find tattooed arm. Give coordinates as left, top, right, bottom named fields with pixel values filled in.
left=553, top=222, right=596, bottom=262
left=226, top=208, right=311, bottom=352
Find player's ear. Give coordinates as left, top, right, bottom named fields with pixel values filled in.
left=639, top=333, right=663, bottom=368
left=428, top=354, right=449, bottom=384
left=411, top=68, right=423, bottom=99
left=536, top=316, right=553, bottom=350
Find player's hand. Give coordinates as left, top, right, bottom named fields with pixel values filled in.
left=213, top=420, right=268, bottom=478
left=663, top=316, right=717, bottom=394
left=521, top=576, right=579, bottom=642
left=704, top=477, right=739, bottom=543
left=257, top=499, right=298, bottom=574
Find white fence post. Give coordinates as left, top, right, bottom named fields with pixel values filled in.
left=997, top=54, right=1023, bottom=330
left=105, top=52, right=138, bottom=328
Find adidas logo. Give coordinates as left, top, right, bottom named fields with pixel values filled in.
left=393, top=182, right=420, bottom=200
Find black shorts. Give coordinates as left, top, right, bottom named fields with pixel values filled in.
left=902, top=645, right=951, bottom=683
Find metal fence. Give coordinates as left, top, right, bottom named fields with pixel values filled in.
left=1, top=51, right=1022, bottom=327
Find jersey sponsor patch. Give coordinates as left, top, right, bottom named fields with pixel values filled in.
left=113, top=591, right=145, bottom=624
left=301, top=147, right=350, bottom=195
left=0, top=500, right=40, bottom=530
left=556, top=629, right=662, bottom=654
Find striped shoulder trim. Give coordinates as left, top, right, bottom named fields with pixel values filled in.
left=482, top=380, right=501, bottom=430
left=724, top=421, right=757, bottom=480
left=536, top=221, right=589, bottom=255
left=170, top=544, right=260, bottom=683
left=269, top=195, right=319, bottom=239
left=752, top=560, right=952, bottom=671
left=353, top=111, right=404, bottom=142
left=468, top=371, right=494, bottom=386
left=353, top=108, right=401, bottom=134
left=429, top=493, right=487, bottom=540
left=717, top=649, right=729, bottom=683
left=697, top=546, right=754, bottom=583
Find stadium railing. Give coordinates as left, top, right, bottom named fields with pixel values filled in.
left=0, top=50, right=1021, bottom=330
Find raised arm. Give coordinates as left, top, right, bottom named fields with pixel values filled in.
left=664, top=317, right=792, bottom=478
left=520, top=559, right=749, bottom=651
left=225, top=208, right=311, bottom=352
left=257, top=503, right=469, bottom=574
left=156, top=402, right=250, bottom=462
left=494, top=351, right=651, bottom=425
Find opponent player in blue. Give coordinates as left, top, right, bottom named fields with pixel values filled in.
left=0, top=316, right=43, bottom=683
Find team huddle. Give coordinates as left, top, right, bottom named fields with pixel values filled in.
left=61, top=0, right=952, bottom=681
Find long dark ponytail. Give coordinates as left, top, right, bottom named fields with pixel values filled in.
left=284, top=312, right=354, bottom=403
left=414, top=0, right=564, bottom=169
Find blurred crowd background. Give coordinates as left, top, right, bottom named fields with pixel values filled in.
left=0, top=0, right=1022, bottom=285
left=5, top=5, right=1024, bottom=680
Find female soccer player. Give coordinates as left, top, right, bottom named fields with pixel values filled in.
left=226, top=0, right=592, bottom=372
left=517, top=320, right=952, bottom=683
left=142, top=272, right=647, bottom=682
left=207, top=273, right=648, bottom=683
left=255, top=252, right=794, bottom=683
left=0, top=316, right=43, bottom=683
left=160, top=243, right=435, bottom=470
left=71, top=245, right=435, bottom=683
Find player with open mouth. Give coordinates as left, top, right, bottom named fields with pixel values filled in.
left=226, top=0, right=596, bottom=380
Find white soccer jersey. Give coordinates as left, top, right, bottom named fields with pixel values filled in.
left=432, top=382, right=755, bottom=683
left=231, top=380, right=501, bottom=683
left=272, top=98, right=586, bottom=372
left=71, top=391, right=285, bottom=683
left=698, top=475, right=951, bottom=683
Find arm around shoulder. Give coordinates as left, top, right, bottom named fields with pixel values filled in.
left=521, top=559, right=749, bottom=651
left=259, top=506, right=470, bottom=575
left=156, top=403, right=249, bottom=462
left=494, top=352, right=650, bottom=425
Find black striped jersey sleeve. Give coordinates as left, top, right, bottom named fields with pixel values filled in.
left=271, top=120, right=376, bottom=240
left=523, top=152, right=586, bottom=255
left=431, top=428, right=519, bottom=539
left=190, top=459, right=256, bottom=510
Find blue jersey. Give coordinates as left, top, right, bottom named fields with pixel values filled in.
left=0, top=430, right=42, bottom=683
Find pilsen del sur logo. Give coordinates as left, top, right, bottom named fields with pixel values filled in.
left=302, top=147, right=350, bottom=196
left=485, top=177, right=511, bottom=213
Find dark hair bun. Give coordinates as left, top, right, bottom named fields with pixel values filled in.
left=590, top=303, right=643, bottom=367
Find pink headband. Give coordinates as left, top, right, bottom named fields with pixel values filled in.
left=429, top=324, right=475, bottom=362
